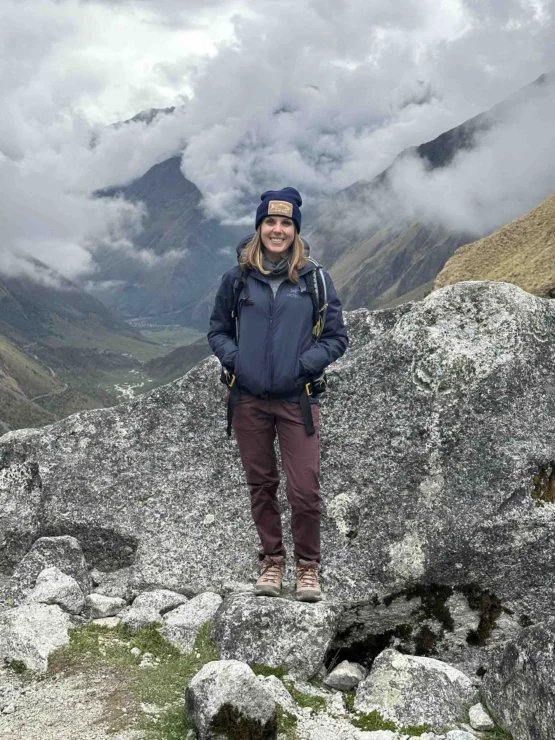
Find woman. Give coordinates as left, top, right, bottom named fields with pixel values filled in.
left=208, top=187, right=348, bottom=602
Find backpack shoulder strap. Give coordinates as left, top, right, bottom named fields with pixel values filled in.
left=305, top=258, right=328, bottom=340
left=229, top=267, right=249, bottom=340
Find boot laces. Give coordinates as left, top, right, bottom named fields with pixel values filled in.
left=297, top=562, right=318, bottom=588
left=260, top=557, right=284, bottom=584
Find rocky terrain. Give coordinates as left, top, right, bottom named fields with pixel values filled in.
left=0, top=280, right=554, bottom=738
left=434, top=194, right=555, bottom=298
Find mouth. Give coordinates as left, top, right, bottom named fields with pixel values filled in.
left=269, top=238, right=285, bottom=245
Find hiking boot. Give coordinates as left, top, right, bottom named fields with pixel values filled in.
left=295, top=559, right=321, bottom=602
left=254, top=555, right=286, bottom=597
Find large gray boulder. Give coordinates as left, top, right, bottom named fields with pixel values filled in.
left=0, top=603, right=71, bottom=671
left=481, top=617, right=555, bottom=740
left=213, top=593, right=340, bottom=679
left=1, top=282, right=555, bottom=668
left=355, top=649, right=477, bottom=732
left=185, top=660, right=277, bottom=740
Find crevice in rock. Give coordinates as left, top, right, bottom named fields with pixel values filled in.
left=40, top=524, right=138, bottom=570
left=462, top=584, right=502, bottom=645
left=384, top=583, right=455, bottom=630
left=325, top=623, right=413, bottom=671
left=531, top=463, right=555, bottom=506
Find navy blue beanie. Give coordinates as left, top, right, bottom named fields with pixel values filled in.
left=255, top=187, right=302, bottom=233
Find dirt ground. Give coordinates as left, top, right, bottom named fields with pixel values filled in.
left=0, top=664, right=146, bottom=740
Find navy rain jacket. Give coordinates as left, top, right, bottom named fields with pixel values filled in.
left=207, top=249, right=348, bottom=402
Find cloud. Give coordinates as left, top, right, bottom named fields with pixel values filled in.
left=0, top=0, right=554, bottom=288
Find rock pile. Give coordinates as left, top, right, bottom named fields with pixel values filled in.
left=0, top=281, right=554, bottom=737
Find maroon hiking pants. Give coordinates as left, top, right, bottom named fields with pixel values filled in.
left=232, top=395, right=321, bottom=562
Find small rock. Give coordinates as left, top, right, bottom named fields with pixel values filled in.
left=323, top=660, right=365, bottom=691
left=92, top=616, right=121, bottom=628
left=161, top=592, right=222, bottom=653
left=355, top=649, right=477, bottom=733
left=121, top=605, right=162, bottom=631
left=86, top=593, right=126, bottom=618
left=186, top=660, right=276, bottom=740
left=446, top=732, right=477, bottom=740
left=130, top=647, right=141, bottom=658
left=3, top=703, right=15, bottom=715
left=8, top=536, right=91, bottom=604
left=0, top=603, right=71, bottom=672
left=140, top=652, right=153, bottom=667
left=468, top=702, right=494, bottom=731
left=132, top=589, right=188, bottom=615
left=92, top=567, right=131, bottom=600
left=25, top=567, right=85, bottom=615
left=203, top=514, right=215, bottom=525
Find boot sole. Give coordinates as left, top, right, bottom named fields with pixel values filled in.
left=254, top=585, right=281, bottom=597
left=295, top=591, right=322, bottom=603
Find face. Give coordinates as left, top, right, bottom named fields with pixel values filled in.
left=260, top=216, right=295, bottom=260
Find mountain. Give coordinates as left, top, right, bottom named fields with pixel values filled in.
left=0, top=262, right=161, bottom=431
left=92, top=157, right=241, bottom=328
left=434, top=194, right=555, bottom=297
left=307, top=73, right=554, bottom=310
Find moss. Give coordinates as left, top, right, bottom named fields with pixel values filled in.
left=49, top=621, right=219, bottom=740
left=463, top=585, right=502, bottom=645
left=351, top=710, right=397, bottom=732
left=532, top=465, right=555, bottom=506
left=211, top=702, right=277, bottom=740
left=402, top=724, right=432, bottom=736
left=343, top=690, right=355, bottom=712
left=250, top=664, right=285, bottom=680
left=284, top=682, right=327, bottom=713
left=276, top=704, right=298, bottom=740
left=484, top=728, right=514, bottom=740
left=7, top=659, right=27, bottom=674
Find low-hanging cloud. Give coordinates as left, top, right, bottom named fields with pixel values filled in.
left=1, top=0, right=554, bottom=287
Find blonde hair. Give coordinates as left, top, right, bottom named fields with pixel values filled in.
left=239, top=226, right=307, bottom=284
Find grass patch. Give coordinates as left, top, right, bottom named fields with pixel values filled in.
left=48, top=621, right=219, bottom=740
left=343, top=690, right=355, bottom=712
left=484, top=729, right=514, bottom=740
left=276, top=704, right=297, bottom=740
left=250, top=664, right=286, bottom=680
left=351, top=710, right=397, bottom=732
left=284, top=681, right=327, bottom=713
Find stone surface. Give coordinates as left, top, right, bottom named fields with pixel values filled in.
left=7, top=536, right=91, bottom=604
left=1, top=283, right=555, bottom=668
left=355, top=649, right=477, bottom=732
left=92, top=567, right=131, bottom=600
left=85, top=593, right=126, bottom=618
left=131, top=588, right=189, bottom=614
left=92, top=616, right=121, bottom=628
left=445, top=733, right=476, bottom=740
left=121, top=604, right=162, bottom=631
left=323, top=660, right=365, bottom=691
left=160, top=592, right=222, bottom=653
left=213, top=593, right=340, bottom=679
left=185, top=660, right=276, bottom=740
left=482, top=617, right=555, bottom=740
left=0, top=603, right=71, bottom=671
left=468, top=702, right=494, bottom=731
left=25, top=566, right=85, bottom=615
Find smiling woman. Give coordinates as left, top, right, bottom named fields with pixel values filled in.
left=207, top=186, right=348, bottom=603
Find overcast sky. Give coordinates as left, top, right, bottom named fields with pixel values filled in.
left=1, top=0, right=554, bottom=281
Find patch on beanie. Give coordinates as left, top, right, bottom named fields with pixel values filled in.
left=268, top=201, right=294, bottom=218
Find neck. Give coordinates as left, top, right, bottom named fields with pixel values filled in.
left=263, top=248, right=289, bottom=264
